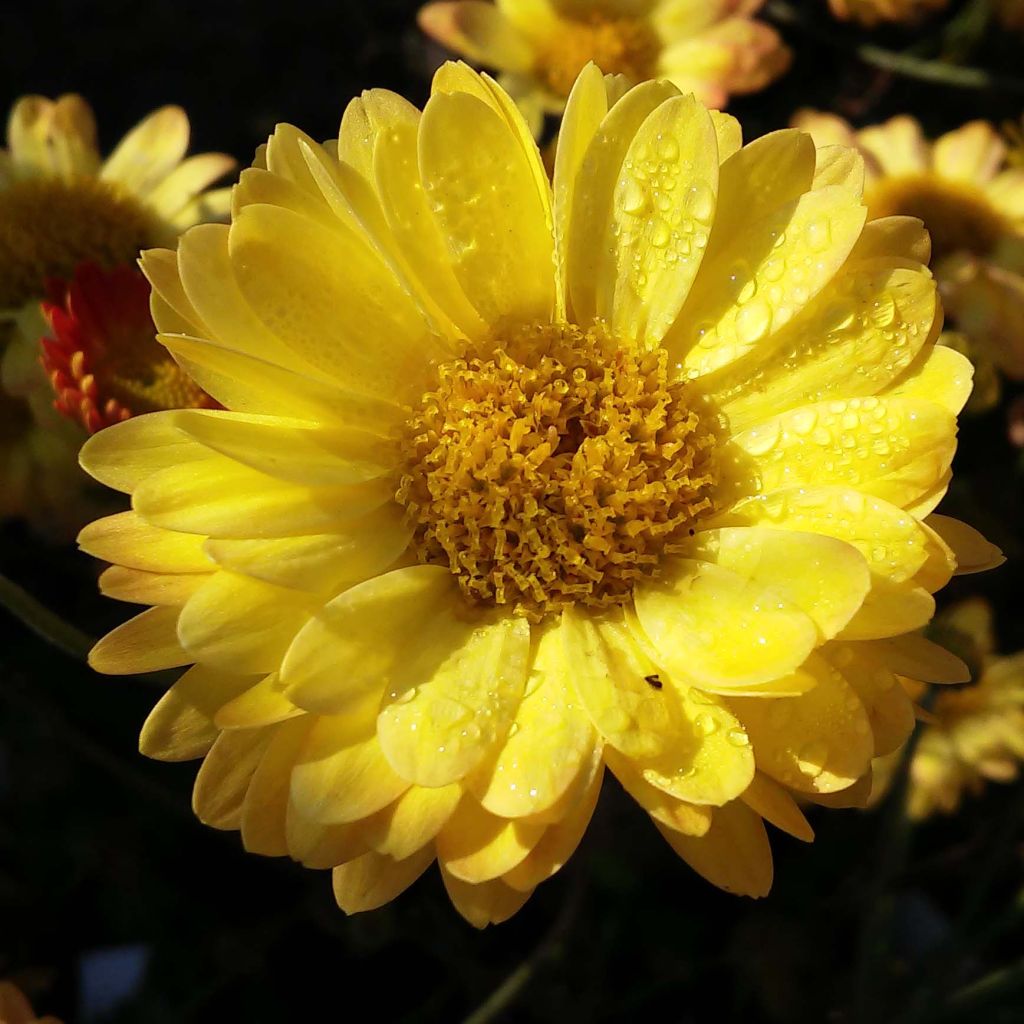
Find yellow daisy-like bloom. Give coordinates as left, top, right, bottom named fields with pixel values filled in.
left=81, top=64, right=1000, bottom=926
left=418, top=1, right=789, bottom=131
left=872, top=600, right=1024, bottom=819
left=826, top=0, right=947, bottom=26
left=0, top=93, right=234, bottom=533
left=793, top=111, right=1024, bottom=383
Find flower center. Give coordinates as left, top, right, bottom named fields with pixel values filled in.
left=867, top=175, right=1008, bottom=262
left=536, top=14, right=660, bottom=99
left=397, top=323, right=718, bottom=622
left=41, top=263, right=216, bottom=434
left=0, top=176, right=156, bottom=311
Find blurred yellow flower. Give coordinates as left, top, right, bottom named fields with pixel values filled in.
left=418, top=1, right=789, bottom=132
left=0, top=981, right=60, bottom=1024
left=0, top=94, right=235, bottom=534
left=873, top=600, right=1024, bottom=819
left=793, top=111, right=1024, bottom=386
left=81, top=64, right=998, bottom=926
left=826, top=0, right=947, bottom=26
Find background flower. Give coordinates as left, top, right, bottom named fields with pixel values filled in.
left=826, top=0, right=948, bottom=26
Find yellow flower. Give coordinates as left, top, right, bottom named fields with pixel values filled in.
left=872, top=600, right=1024, bottom=819
left=793, top=110, right=1024, bottom=384
left=0, top=94, right=235, bottom=533
left=826, top=0, right=947, bottom=26
left=418, top=1, right=789, bottom=132
left=81, top=64, right=999, bottom=926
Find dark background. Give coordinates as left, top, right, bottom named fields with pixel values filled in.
left=2, top=1, right=1024, bottom=1021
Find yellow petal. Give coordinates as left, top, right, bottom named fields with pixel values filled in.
left=604, top=751, right=712, bottom=836
left=141, top=247, right=208, bottom=337
left=933, top=121, right=1006, bottom=184
left=203, top=508, right=411, bottom=593
left=363, top=784, right=463, bottom=861
left=437, top=798, right=546, bottom=883
left=858, top=116, right=929, bottom=177
left=840, top=579, right=936, bottom=641
left=378, top=612, right=532, bottom=787
left=656, top=800, right=772, bottom=897
left=214, top=673, right=303, bottom=729
left=867, top=634, right=970, bottom=684
left=634, top=559, right=818, bottom=691
left=740, top=772, right=814, bottom=842
left=139, top=664, right=258, bottom=761
left=100, top=105, right=190, bottom=195
left=286, top=806, right=367, bottom=869
left=177, top=571, right=314, bottom=673
left=89, top=606, right=190, bottom=675
left=884, top=344, right=973, bottom=417
left=50, top=94, right=100, bottom=178
left=7, top=95, right=56, bottom=170
left=710, top=263, right=938, bottom=433
left=192, top=727, right=272, bottom=830
left=470, top=618, right=598, bottom=818
left=333, top=848, right=435, bottom=915
left=282, top=565, right=458, bottom=713
left=926, top=515, right=1005, bottom=575
left=686, top=527, right=870, bottom=641
left=418, top=2, right=534, bottom=71
left=812, top=145, right=865, bottom=193
left=502, top=762, right=605, bottom=891
left=99, top=565, right=208, bottom=606
left=440, top=867, right=533, bottom=928
left=147, top=152, right=236, bottom=218
left=229, top=203, right=440, bottom=398
left=607, top=94, right=718, bottom=346
left=673, top=186, right=865, bottom=377
left=567, top=80, right=680, bottom=325
left=291, top=710, right=409, bottom=825
left=172, top=409, right=396, bottom=487
left=78, top=511, right=213, bottom=574
left=132, top=457, right=394, bottom=539
left=418, top=88, right=555, bottom=326
left=729, top=653, right=874, bottom=794
left=241, top=718, right=310, bottom=857
left=79, top=412, right=206, bottom=494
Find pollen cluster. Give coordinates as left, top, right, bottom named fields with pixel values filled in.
left=397, top=323, right=718, bottom=621
left=0, top=177, right=155, bottom=309
left=535, top=15, right=659, bottom=99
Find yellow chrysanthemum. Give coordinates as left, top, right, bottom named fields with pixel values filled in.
left=81, top=64, right=1000, bottom=927
left=418, top=1, right=789, bottom=132
left=826, top=0, right=947, bottom=26
left=872, top=600, right=1024, bottom=819
left=793, top=111, right=1024, bottom=385
left=0, top=94, right=235, bottom=533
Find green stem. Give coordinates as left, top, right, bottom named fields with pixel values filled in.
left=937, top=959, right=1024, bottom=1021
left=0, top=572, right=95, bottom=661
left=766, top=0, right=1024, bottom=94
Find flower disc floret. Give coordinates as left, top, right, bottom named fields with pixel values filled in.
left=398, top=322, right=717, bottom=620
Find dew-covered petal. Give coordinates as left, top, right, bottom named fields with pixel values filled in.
left=634, top=559, right=818, bottom=691
left=655, top=800, right=772, bottom=897
left=607, top=94, right=719, bottom=347
left=740, top=772, right=814, bottom=842
left=78, top=511, right=214, bottom=574
left=437, top=798, right=546, bottom=883
left=176, top=571, right=315, bottom=674
left=418, top=89, right=555, bottom=327
left=89, top=606, right=191, bottom=675
left=281, top=566, right=459, bottom=713
left=377, top=612, right=532, bottom=787
left=333, top=848, right=435, bottom=915
left=605, top=750, right=713, bottom=836
left=685, top=527, right=869, bottom=641
left=883, top=344, right=974, bottom=416
left=139, top=664, right=258, bottom=761
left=470, top=618, right=597, bottom=818
left=291, top=710, right=410, bottom=825
left=440, top=867, right=533, bottom=928
left=729, top=654, right=874, bottom=794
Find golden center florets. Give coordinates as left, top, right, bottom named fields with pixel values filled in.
left=397, top=323, right=718, bottom=622
left=536, top=14, right=660, bottom=99
left=0, top=176, right=156, bottom=310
